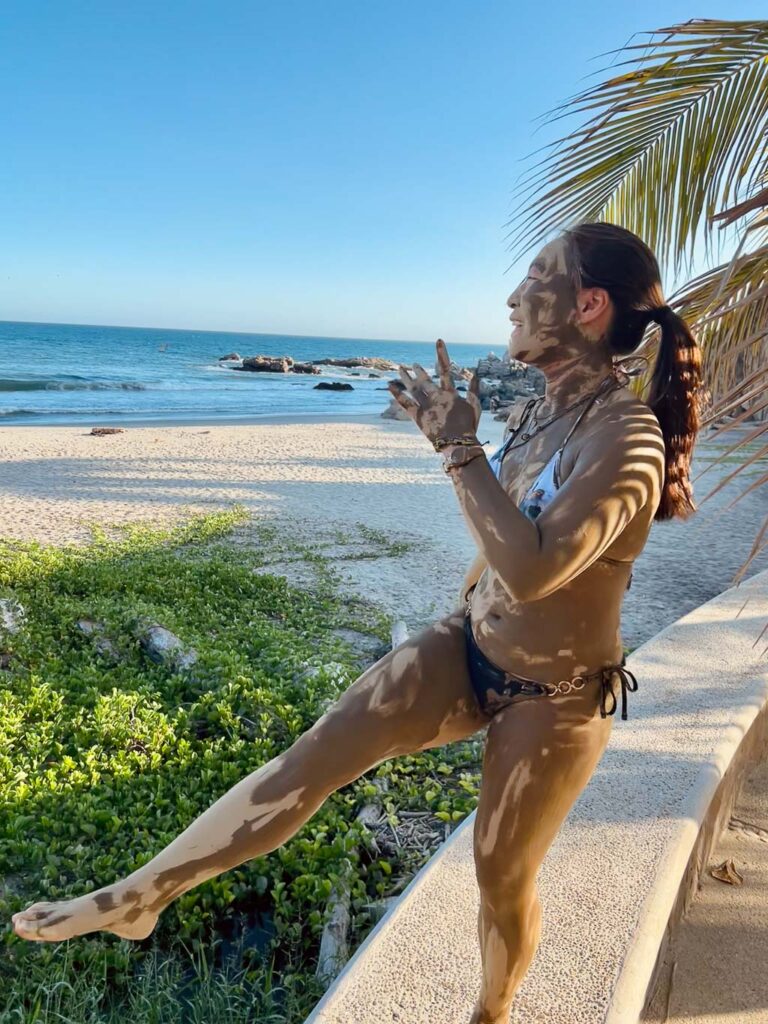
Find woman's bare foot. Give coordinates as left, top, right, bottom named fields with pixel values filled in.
left=11, top=883, right=160, bottom=943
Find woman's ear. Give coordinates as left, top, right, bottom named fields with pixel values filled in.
left=575, top=286, right=612, bottom=335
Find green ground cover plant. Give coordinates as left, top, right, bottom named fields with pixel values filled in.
left=0, top=508, right=483, bottom=1022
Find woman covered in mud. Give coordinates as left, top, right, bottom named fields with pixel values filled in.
left=13, top=222, right=703, bottom=1024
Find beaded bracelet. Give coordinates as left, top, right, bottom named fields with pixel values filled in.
left=432, top=435, right=487, bottom=452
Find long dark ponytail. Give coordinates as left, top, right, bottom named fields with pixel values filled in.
left=562, top=222, right=704, bottom=521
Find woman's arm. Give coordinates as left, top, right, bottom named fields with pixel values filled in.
left=447, top=404, right=665, bottom=603
left=458, top=550, right=488, bottom=606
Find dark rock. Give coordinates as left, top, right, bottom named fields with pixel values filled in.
left=139, top=623, right=198, bottom=671
left=236, top=355, right=294, bottom=373
left=292, top=362, right=322, bottom=374
left=76, top=618, right=121, bottom=662
left=314, top=382, right=354, bottom=391
left=0, top=874, right=24, bottom=900
left=218, top=352, right=242, bottom=361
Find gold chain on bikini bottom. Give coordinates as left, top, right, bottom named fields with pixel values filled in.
left=541, top=677, right=588, bottom=696
left=539, top=663, right=638, bottom=720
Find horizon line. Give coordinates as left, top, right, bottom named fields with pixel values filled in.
left=0, top=318, right=498, bottom=348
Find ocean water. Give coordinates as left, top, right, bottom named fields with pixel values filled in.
left=0, top=321, right=500, bottom=426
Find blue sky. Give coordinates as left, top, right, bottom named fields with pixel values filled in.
left=1, top=1, right=760, bottom=343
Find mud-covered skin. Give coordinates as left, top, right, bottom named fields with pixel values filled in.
left=446, top=237, right=665, bottom=684
left=468, top=686, right=613, bottom=1023
left=391, top=336, right=482, bottom=446
left=12, top=235, right=665, bottom=1024
left=392, top=236, right=665, bottom=1022
left=457, top=388, right=661, bottom=680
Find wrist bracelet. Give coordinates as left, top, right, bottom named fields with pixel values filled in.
left=442, top=445, right=487, bottom=474
left=433, top=435, right=487, bottom=452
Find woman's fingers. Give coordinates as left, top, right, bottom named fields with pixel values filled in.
left=398, top=365, right=417, bottom=391
left=411, top=362, right=436, bottom=392
left=466, top=371, right=482, bottom=421
left=435, top=339, right=455, bottom=391
left=388, top=380, right=420, bottom=414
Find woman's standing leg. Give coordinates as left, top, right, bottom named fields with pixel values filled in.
left=469, top=689, right=613, bottom=1024
left=12, top=610, right=488, bottom=943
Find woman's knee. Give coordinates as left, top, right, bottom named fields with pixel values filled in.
left=473, top=834, right=537, bottom=904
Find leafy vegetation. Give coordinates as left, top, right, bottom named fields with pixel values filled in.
left=0, top=508, right=483, bottom=1022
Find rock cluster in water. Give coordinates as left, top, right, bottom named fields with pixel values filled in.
left=228, top=355, right=321, bottom=374
left=220, top=354, right=400, bottom=376
left=309, top=357, right=400, bottom=372
left=472, top=351, right=545, bottom=418
left=218, top=349, right=544, bottom=418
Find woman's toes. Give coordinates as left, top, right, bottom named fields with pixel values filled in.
left=11, top=904, right=55, bottom=940
left=11, top=897, right=95, bottom=942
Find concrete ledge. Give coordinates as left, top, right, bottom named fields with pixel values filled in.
left=305, top=569, right=768, bottom=1024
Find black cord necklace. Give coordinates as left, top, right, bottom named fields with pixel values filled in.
left=498, top=369, right=625, bottom=458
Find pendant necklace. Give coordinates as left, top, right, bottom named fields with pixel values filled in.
left=498, top=369, right=625, bottom=460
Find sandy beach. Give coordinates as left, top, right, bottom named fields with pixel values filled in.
left=1, top=411, right=766, bottom=650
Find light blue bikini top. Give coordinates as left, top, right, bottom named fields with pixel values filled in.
left=488, top=394, right=596, bottom=521
left=485, top=378, right=635, bottom=587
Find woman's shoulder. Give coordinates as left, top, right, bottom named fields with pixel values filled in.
left=573, top=389, right=665, bottom=473
left=591, top=387, right=663, bottom=439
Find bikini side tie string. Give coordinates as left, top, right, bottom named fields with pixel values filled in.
left=599, top=657, right=639, bottom=721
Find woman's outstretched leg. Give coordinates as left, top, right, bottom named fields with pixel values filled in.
left=12, top=609, right=488, bottom=943
left=468, top=686, right=613, bottom=1024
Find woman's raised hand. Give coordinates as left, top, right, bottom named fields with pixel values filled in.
left=387, top=339, right=482, bottom=447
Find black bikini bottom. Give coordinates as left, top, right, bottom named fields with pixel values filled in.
left=463, top=604, right=638, bottom=721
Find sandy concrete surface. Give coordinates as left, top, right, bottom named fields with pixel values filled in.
left=0, top=413, right=765, bottom=650
left=654, top=758, right=768, bottom=1024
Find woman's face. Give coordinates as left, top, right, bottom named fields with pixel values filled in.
left=506, top=236, right=583, bottom=366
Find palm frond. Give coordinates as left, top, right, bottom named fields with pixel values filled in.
left=505, top=19, right=768, bottom=275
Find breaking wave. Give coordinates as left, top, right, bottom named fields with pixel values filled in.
left=0, top=377, right=147, bottom=392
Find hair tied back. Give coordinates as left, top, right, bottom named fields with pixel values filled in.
left=651, top=304, right=673, bottom=326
